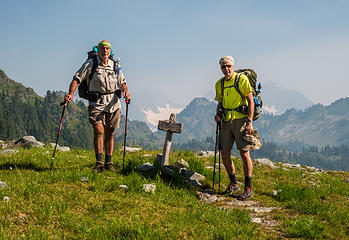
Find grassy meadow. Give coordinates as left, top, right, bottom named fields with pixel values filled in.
left=0, top=146, right=348, bottom=239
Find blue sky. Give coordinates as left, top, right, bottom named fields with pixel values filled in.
left=0, top=0, right=348, bottom=106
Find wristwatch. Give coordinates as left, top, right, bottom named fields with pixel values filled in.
left=247, top=118, right=252, bottom=123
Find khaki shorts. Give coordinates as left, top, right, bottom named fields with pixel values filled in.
left=220, top=118, right=250, bottom=151
left=88, top=106, right=121, bottom=129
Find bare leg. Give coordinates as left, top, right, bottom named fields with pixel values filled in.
left=240, top=150, right=253, bottom=177
left=104, top=127, right=115, bottom=155
left=222, top=149, right=236, bottom=175
left=93, top=124, right=104, bottom=154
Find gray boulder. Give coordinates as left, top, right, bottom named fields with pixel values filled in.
left=143, top=183, right=156, bottom=193
left=136, top=162, right=154, bottom=172
left=50, top=143, right=70, bottom=152
left=196, top=191, right=224, bottom=203
left=1, top=149, right=18, bottom=154
left=123, top=146, right=142, bottom=152
left=162, top=165, right=177, bottom=176
left=173, top=159, right=189, bottom=170
left=15, top=136, right=44, bottom=148
left=282, top=163, right=302, bottom=169
left=80, top=177, right=89, bottom=183
left=0, top=181, right=8, bottom=189
left=119, top=185, right=129, bottom=190
left=181, top=169, right=206, bottom=182
left=254, top=158, right=277, bottom=169
left=3, top=196, right=10, bottom=202
left=185, top=179, right=202, bottom=188
left=153, top=154, right=163, bottom=168
left=198, top=150, right=215, bottom=157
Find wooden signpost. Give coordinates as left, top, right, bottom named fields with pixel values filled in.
left=157, top=113, right=183, bottom=166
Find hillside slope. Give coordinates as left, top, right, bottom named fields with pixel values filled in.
left=255, top=98, right=349, bottom=146
left=172, top=96, right=349, bottom=147
left=0, top=147, right=348, bottom=239
left=0, top=69, right=161, bottom=149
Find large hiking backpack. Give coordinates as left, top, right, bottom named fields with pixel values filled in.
left=221, top=69, right=262, bottom=121
left=78, top=46, right=121, bottom=102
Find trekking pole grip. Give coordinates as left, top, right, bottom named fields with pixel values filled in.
left=60, top=101, right=67, bottom=106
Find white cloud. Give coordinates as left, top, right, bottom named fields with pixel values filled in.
left=263, top=105, right=278, bottom=115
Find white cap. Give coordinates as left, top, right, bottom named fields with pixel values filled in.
left=219, top=56, right=234, bottom=66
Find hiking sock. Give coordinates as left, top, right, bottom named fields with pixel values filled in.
left=229, top=174, right=237, bottom=185
left=245, top=176, right=252, bottom=189
left=105, top=154, right=112, bottom=164
left=95, top=153, right=103, bottom=163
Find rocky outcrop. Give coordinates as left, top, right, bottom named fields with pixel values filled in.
left=0, top=136, right=70, bottom=153
left=136, top=158, right=206, bottom=189
left=254, top=157, right=325, bottom=173
left=14, top=136, right=44, bottom=148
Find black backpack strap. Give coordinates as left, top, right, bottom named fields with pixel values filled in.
left=234, top=73, right=245, bottom=101
left=220, top=77, right=224, bottom=103
left=221, top=75, right=238, bottom=99
left=88, top=57, right=98, bottom=90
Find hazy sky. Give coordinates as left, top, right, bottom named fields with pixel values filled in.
left=1, top=0, right=348, bottom=106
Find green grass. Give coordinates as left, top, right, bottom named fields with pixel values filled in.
left=253, top=163, right=349, bottom=239
left=284, top=216, right=326, bottom=239
left=0, top=147, right=261, bottom=239
left=0, top=146, right=348, bottom=239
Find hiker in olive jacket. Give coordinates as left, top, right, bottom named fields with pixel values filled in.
left=64, top=40, right=130, bottom=172
left=214, top=56, right=255, bottom=200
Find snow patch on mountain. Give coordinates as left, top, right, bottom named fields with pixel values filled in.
left=262, top=105, right=278, bottom=115
left=142, top=104, right=183, bottom=132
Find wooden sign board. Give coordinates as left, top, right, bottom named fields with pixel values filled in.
left=158, top=120, right=182, bottom=134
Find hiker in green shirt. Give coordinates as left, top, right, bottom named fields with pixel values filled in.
left=214, top=56, right=256, bottom=200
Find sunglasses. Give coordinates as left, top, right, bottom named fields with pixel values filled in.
left=99, top=46, right=110, bottom=50
left=221, top=65, right=232, bottom=68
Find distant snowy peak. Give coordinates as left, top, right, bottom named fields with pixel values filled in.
left=142, top=104, right=183, bottom=132
left=262, top=105, right=278, bottom=115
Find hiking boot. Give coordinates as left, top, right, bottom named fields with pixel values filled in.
left=93, top=161, right=104, bottom=172
left=104, top=162, right=116, bottom=171
left=238, top=187, right=253, bottom=201
left=224, top=183, right=240, bottom=195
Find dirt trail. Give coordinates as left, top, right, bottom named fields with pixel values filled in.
left=197, top=190, right=285, bottom=237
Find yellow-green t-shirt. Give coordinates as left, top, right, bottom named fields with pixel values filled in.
left=215, top=72, right=253, bottom=121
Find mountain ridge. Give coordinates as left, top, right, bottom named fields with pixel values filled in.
left=1, top=68, right=348, bottom=148
left=0, top=69, right=160, bottom=149
left=1, top=68, right=348, bottom=171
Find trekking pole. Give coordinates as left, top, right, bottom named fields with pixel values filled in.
left=122, top=99, right=130, bottom=171
left=218, top=122, right=221, bottom=192
left=50, top=101, right=67, bottom=172
left=212, top=121, right=220, bottom=193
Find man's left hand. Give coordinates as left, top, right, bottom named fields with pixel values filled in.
left=245, top=122, right=253, bottom=135
left=123, top=91, right=130, bottom=102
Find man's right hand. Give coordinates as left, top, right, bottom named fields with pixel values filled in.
left=64, top=79, right=79, bottom=103
left=214, top=115, right=221, bottom=122
left=64, top=94, right=73, bottom=103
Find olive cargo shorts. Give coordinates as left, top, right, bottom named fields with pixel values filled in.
left=220, top=118, right=252, bottom=151
left=88, top=106, right=121, bottom=129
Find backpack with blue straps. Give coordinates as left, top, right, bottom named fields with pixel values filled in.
left=78, top=46, right=122, bottom=102
left=220, top=69, right=262, bottom=121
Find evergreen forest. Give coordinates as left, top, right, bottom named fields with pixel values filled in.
left=0, top=68, right=348, bottom=171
